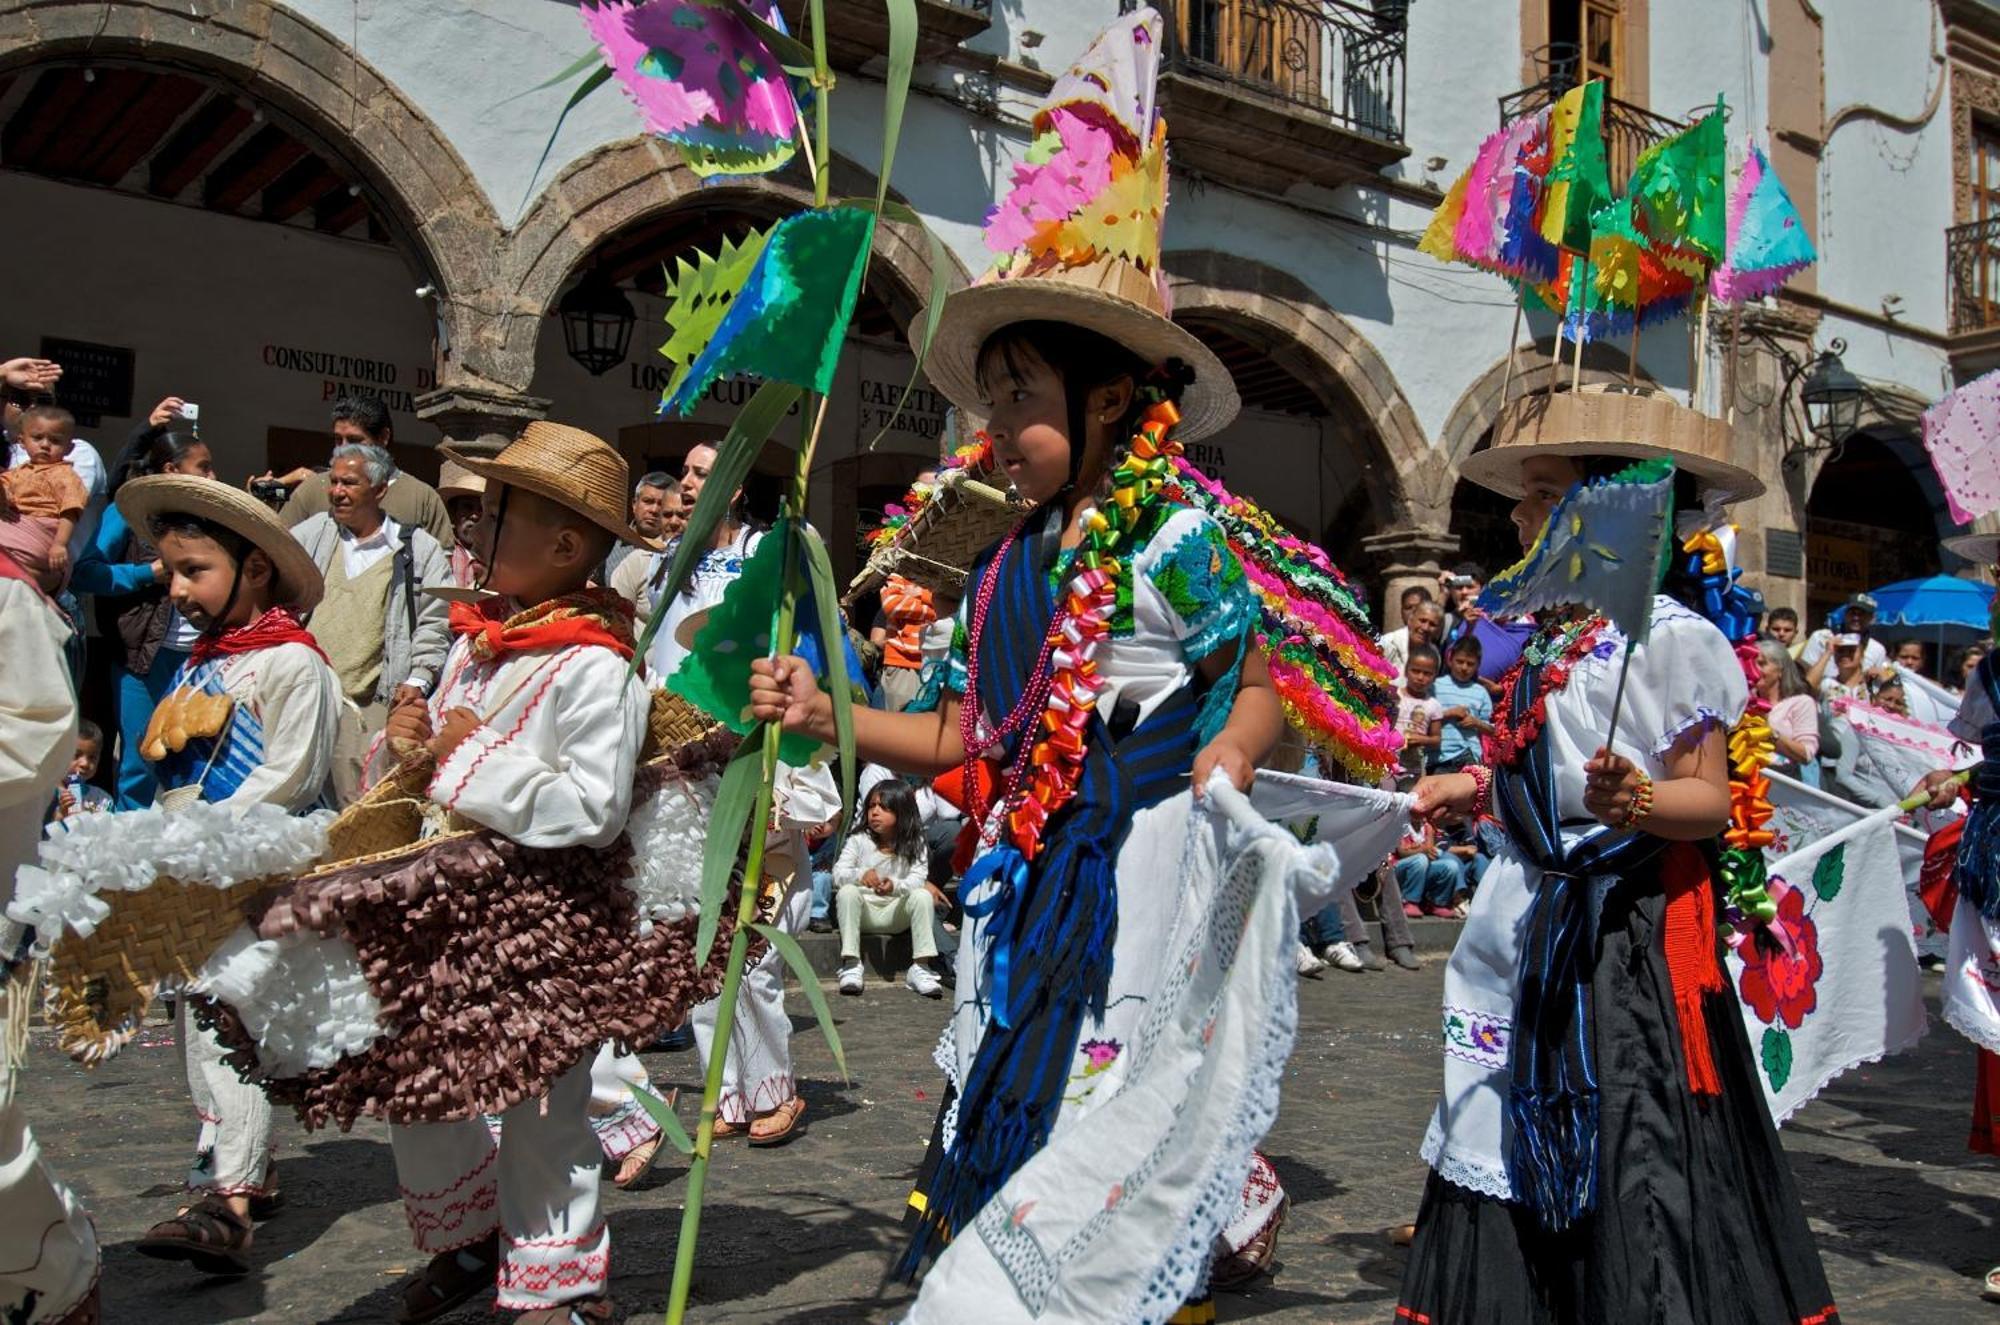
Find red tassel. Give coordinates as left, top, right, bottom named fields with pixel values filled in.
left=1973, top=1049, right=2000, bottom=1155
left=1661, top=842, right=1726, bottom=1098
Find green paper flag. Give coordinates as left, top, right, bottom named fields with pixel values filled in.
left=661, top=206, right=876, bottom=416
left=1540, top=80, right=1610, bottom=253
left=657, top=227, right=771, bottom=410
left=1627, top=99, right=1728, bottom=264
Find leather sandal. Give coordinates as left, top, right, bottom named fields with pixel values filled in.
left=1209, top=1195, right=1288, bottom=1290
left=512, top=1296, right=616, bottom=1323
left=135, top=1193, right=254, bottom=1276
left=710, top=1115, right=747, bottom=1141
left=395, top=1232, right=501, bottom=1324
left=248, top=1158, right=284, bottom=1219
left=747, top=1095, right=806, bottom=1148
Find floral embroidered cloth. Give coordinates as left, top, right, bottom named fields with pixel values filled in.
left=902, top=772, right=1407, bottom=1324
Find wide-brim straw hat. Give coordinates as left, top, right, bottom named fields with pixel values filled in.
left=442, top=422, right=659, bottom=550
left=435, top=458, right=485, bottom=502
left=118, top=475, right=325, bottom=613
left=921, top=259, right=1240, bottom=445
left=1946, top=532, right=2000, bottom=564
left=1459, top=385, right=1765, bottom=504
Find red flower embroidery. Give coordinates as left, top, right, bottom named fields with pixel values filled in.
left=1736, top=881, right=1822, bottom=1030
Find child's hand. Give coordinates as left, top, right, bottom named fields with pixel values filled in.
left=1441, top=706, right=1468, bottom=723
left=871, top=876, right=895, bottom=897
left=44, top=542, right=67, bottom=580
left=54, top=786, right=77, bottom=819
left=1191, top=735, right=1255, bottom=798
left=429, top=707, right=483, bottom=762
left=1409, top=773, right=1477, bottom=825
left=748, top=655, right=827, bottom=736
left=148, top=397, right=187, bottom=428
left=384, top=697, right=435, bottom=748
left=1582, top=748, right=1645, bottom=827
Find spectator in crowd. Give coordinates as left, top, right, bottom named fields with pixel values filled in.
left=1437, top=561, right=1485, bottom=639
left=1955, top=642, right=1989, bottom=692
left=76, top=402, right=216, bottom=806
left=608, top=471, right=676, bottom=581
left=291, top=442, right=451, bottom=803
left=660, top=483, right=687, bottom=543
left=266, top=395, right=453, bottom=546
left=1396, top=641, right=1444, bottom=787
left=643, top=441, right=762, bottom=681
left=1394, top=821, right=1462, bottom=919
left=1893, top=639, right=1928, bottom=679
left=1764, top=605, right=1800, bottom=656
left=1816, top=632, right=1872, bottom=704
left=871, top=571, right=938, bottom=713
left=1429, top=634, right=1491, bottom=774
left=434, top=459, right=486, bottom=589
left=1868, top=671, right=1909, bottom=717
left=1802, top=592, right=1887, bottom=690
left=832, top=780, right=944, bottom=998
left=1755, top=639, right=1821, bottom=785
left=0, top=403, right=86, bottom=591
left=47, top=719, right=112, bottom=821
left=5, top=371, right=108, bottom=576
left=1437, top=811, right=1483, bottom=914
left=1377, top=584, right=1433, bottom=677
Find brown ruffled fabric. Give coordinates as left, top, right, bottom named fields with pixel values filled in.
left=198, top=731, right=759, bottom=1131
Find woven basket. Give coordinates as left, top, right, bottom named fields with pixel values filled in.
left=847, top=476, right=1024, bottom=611
left=641, top=690, right=715, bottom=763
left=48, top=874, right=275, bottom=1062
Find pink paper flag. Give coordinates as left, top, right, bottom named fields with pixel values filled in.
left=1924, top=368, right=2000, bottom=525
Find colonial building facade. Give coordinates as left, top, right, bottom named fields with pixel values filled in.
left=0, top=0, right=1967, bottom=614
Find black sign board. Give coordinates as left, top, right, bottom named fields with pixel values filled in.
left=40, top=337, right=135, bottom=429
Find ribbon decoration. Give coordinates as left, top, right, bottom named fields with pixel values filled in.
left=957, top=845, right=1030, bottom=1030
left=1681, top=530, right=1760, bottom=642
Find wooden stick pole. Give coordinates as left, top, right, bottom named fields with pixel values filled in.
left=1627, top=318, right=1643, bottom=387
left=1692, top=292, right=1712, bottom=409
left=1499, top=300, right=1526, bottom=407
left=1724, top=304, right=1741, bottom=426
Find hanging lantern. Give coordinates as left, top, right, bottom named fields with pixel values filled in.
left=558, top=271, right=636, bottom=376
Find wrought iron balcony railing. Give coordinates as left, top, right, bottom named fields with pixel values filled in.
left=1949, top=216, right=2000, bottom=335
left=1499, top=43, right=1683, bottom=188
left=1121, top=0, right=1409, bottom=142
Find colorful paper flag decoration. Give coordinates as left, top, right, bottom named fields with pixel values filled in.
left=655, top=228, right=771, bottom=408
left=1477, top=456, right=1678, bottom=646
left=582, top=0, right=803, bottom=178
left=1539, top=81, right=1610, bottom=254
left=1709, top=144, right=1818, bottom=304
left=1627, top=101, right=1728, bottom=266
left=660, top=206, right=875, bottom=415
left=1923, top=367, right=2000, bottom=525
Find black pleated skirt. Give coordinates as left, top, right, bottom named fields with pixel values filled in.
left=1396, top=877, right=1841, bottom=1325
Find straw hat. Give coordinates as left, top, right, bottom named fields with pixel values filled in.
left=118, top=475, right=325, bottom=613
left=918, top=8, right=1239, bottom=444
left=1459, top=385, right=1765, bottom=504
left=435, top=458, right=486, bottom=502
left=442, top=422, right=659, bottom=549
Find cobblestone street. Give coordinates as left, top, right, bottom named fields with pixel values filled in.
left=23, top=958, right=2000, bottom=1324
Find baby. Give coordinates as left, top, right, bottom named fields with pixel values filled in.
left=1, top=404, right=86, bottom=590
left=49, top=720, right=113, bottom=821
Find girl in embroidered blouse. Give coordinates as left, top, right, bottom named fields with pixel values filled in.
left=1395, top=445, right=1840, bottom=1325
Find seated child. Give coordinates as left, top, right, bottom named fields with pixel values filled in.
left=833, top=779, right=944, bottom=998
left=1429, top=635, right=1492, bottom=774
left=1396, top=643, right=1445, bottom=788
left=379, top=421, right=654, bottom=1325
left=1394, top=821, right=1463, bottom=920
left=47, top=719, right=112, bottom=821
left=1436, top=811, right=1484, bottom=913
left=1, top=405, right=87, bottom=590
left=112, top=474, right=341, bottom=1276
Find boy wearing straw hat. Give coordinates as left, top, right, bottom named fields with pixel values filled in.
left=376, top=421, right=654, bottom=1325
left=111, top=474, right=342, bottom=1276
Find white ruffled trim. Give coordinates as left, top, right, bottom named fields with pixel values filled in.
left=620, top=774, right=718, bottom=931
left=192, top=927, right=385, bottom=1075
left=1420, top=1113, right=1514, bottom=1202
left=1651, top=706, right=1730, bottom=757
left=8, top=802, right=333, bottom=954
left=1945, top=996, right=2000, bottom=1058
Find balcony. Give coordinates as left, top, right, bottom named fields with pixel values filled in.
left=776, top=0, right=992, bottom=71
left=1121, top=0, right=1412, bottom=194
left=1499, top=44, right=1684, bottom=189
left=1947, top=216, right=2000, bottom=378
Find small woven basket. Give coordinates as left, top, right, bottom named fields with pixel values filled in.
left=847, top=475, right=1023, bottom=611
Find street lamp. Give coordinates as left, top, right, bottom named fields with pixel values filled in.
left=558, top=270, right=636, bottom=376
left=1800, top=339, right=1863, bottom=448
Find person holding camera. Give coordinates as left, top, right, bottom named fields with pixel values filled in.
left=256, top=395, right=453, bottom=545
left=1801, top=592, right=1889, bottom=693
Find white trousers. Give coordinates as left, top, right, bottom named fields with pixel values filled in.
left=390, top=1059, right=607, bottom=1310
left=2, top=967, right=97, bottom=1325
left=692, top=881, right=805, bottom=1124
left=586, top=1044, right=661, bottom=1162
left=180, top=1000, right=275, bottom=1195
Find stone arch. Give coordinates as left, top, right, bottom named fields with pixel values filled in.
left=502, top=138, right=968, bottom=388
left=1162, top=249, right=1432, bottom=524
left=0, top=0, right=509, bottom=386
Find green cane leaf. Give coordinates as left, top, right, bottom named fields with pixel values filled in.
left=518, top=63, right=612, bottom=218
left=797, top=525, right=857, bottom=828
left=875, top=0, right=918, bottom=212
left=696, top=730, right=768, bottom=965
left=499, top=48, right=605, bottom=104
left=711, top=0, right=817, bottom=69
left=629, top=381, right=804, bottom=675
left=1761, top=1026, right=1793, bottom=1092
left=631, top=1084, right=695, bottom=1156
left=1810, top=842, right=1846, bottom=903
left=751, top=921, right=849, bottom=1082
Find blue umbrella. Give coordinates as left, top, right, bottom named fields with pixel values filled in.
left=1868, top=574, right=1995, bottom=648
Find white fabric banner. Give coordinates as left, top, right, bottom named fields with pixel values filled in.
left=1829, top=697, right=1970, bottom=811
left=1896, top=663, right=1963, bottom=730
left=1728, top=771, right=1927, bottom=1125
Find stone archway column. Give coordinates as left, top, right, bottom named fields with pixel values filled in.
left=415, top=384, right=550, bottom=458
left=1362, top=523, right=1460, bottom=630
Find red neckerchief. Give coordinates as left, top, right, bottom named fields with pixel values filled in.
left=448, top=588, right=636, bottom=662
left=190, top=606, right=329, bottom=664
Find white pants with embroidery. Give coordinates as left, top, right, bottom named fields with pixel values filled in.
left=692, top=879, right=805, bottom=1124
left=587, top=1044, right=662, bottom=1161
left=2, top=967, right=98, bottom=1325
left=391, top=1059, right=607, bottom=1310
left=180, top=1001, right=275, bottom=1195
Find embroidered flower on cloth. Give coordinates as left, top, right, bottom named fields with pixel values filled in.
left=1736, top=879, right=1823, bottom=1030
left=1080, top=1038, right=1122, bottom=1075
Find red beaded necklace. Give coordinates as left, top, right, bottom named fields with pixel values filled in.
left=1482, top=614, right=1608, bottom=770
